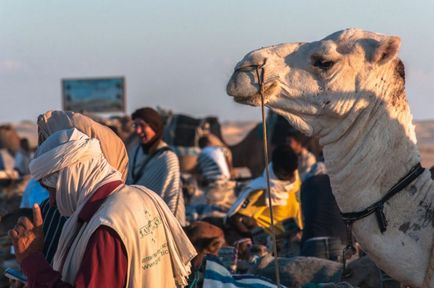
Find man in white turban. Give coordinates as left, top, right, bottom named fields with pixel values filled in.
left=9, top=128, right=196, bottom=287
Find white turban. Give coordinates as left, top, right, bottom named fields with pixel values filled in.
left=29, top=128, right=122, bottom=216
left=29, top=128, right=123, bottom=271
left=36, top=110, right=129, bottom=181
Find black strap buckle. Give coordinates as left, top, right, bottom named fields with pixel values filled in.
left=375, top=204, right=388, bottom=233
left=341, top=163, right=424, bottom=233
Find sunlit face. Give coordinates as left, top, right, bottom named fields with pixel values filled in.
left=288, top=137, right=303, bottom=155
left=133, top=119, right=156, bottom=144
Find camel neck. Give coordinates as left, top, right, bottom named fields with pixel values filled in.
left=321, top=91, right=421, bottom=212
left=319, top=90, right=433, bottom=286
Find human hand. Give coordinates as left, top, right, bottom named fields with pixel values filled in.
left=8, top=204, right=44, bottom=264
left=8, top=279, right=26, bottom=288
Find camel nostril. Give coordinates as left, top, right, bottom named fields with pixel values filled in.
left=235, top=64, right=258, bottom=73
left=235, top=58, right=268, bottom=73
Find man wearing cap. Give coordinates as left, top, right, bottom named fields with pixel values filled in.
left=127, top=107, right=186, bottom=226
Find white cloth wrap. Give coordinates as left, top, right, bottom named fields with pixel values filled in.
left=132, top=185, right=196, bottom=286
left=29, top=129, right=123, bottom=274
left=227, top=163, right=296, bottom=217
left=41, top=172, right=59, bottom=188
left=201, top=146, right=231, bottom=180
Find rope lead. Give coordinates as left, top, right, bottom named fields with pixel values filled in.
left=257, top=63, right=281, bottom=287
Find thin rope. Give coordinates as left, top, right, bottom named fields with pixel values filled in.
left=257, top=66, right=281, bottom=287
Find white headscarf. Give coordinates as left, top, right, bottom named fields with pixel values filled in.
left=37, top=110, right=129, bottom=182
left=29, top=128, right=122, bottom=270
left=227, top=163, right=298, bottom=217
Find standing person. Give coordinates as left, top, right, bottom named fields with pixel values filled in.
left=196, top=136, right=236, bottom=212
left=287, top=132, right=316, bottom=181
left=300, top=174, right=347, bottom=261
left=36, top=110, right=130, bottom=264
left=9, top=128, right=196, bottom=287
left=127, top=107, right=186, bottom=225
left=14, top=138, right=32, bottom=176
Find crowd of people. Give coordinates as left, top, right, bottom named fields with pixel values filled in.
left=0, top=107, right=351, bottom=287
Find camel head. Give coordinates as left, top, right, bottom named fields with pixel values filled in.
left=227, top=29, right=405, bottom=137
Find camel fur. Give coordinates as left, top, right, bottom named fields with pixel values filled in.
left=227, top=28, right=434, bottom=287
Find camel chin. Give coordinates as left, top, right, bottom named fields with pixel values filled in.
left=233, top=94, right=262, bottom=106
left=230, top=85, right=278, bottom=107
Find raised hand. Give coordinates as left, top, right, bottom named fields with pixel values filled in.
left=8, top=204, right=44, bottom=264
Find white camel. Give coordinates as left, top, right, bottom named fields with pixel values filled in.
left=226, top=29, right=434, bottom=287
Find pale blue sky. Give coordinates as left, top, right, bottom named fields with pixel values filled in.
left=1, top=0, right=433, bottom=123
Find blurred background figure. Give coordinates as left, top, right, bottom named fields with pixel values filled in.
left=127, top=107, right=186, bottom=225
left=14, top=138, right=33, bottom=176
left=300, top=174, right=347, bottom=261
left=0, top=149, right=15, bottom=177
left=301, top=151, right=327, bottom=182
left=286, top=132, right=316, bottom=181
left=227, top=145, right=303, bottom=237
left=196, top=135, right=236, bottom=214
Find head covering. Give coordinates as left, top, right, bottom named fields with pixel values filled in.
left=272, top=144, right=298, bottom=180
left=132, top=107, right=165, bottom=153
left=29, top=128, right=122, bottom=215
left=37, top=110, right=128, bottom=181
left=227, top=163, right=299, bottom=217
left=34, top=128, right=87, bottom=189
left=131, top=107, right=163, bottom=133
left=184, top=221, right=224, bottom=252
left=29, top=128, right=123, bottom=271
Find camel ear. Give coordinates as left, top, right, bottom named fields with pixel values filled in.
left=371, top=36, right=400, bottom=64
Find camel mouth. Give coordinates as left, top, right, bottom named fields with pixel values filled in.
left=227, top=68, right=278, bottom=107
left=233, top=94, right=262, bottom=106
left=229, top=82, right=276, bottom=107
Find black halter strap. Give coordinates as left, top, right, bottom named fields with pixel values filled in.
left=341, top=162, right=424, bottom=233
left=340, top=162, right=425, bottom=270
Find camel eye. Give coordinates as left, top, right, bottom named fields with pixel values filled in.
left=312, top=57, right=335, bottom=70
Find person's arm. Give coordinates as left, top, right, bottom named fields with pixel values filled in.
left=222, top=147, right=234, bottom=178
left=160, top=154, right=182, bottom=214
left=21, top=226, right=127, bottom=288
left=132, top=151, right=172, bottom=193
left=75, top=226, right=127, bottom=287
left=21, top=252, right=68, bottom=288
left=142, top=152, right=181, bottom=212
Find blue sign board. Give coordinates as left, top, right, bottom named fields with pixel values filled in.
left=62, top=77, right=125, bottom=113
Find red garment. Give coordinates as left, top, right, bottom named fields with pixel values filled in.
left=21, top=181, right=127, bottom=288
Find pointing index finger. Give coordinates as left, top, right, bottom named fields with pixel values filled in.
left=33, top=204, right=43, bottom=227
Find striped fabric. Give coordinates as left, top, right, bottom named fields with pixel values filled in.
left=127, top=142, right=186, bottom=226
left=172, top=146, right=201, bottom=157
left=197, top=146, right=230, bottom=183
left=40, top=198, right=68, bottom=264
left=203, top=255, right=285, bottom=288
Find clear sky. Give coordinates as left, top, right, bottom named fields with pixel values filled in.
left=1, top=0, right=433, bottom=123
